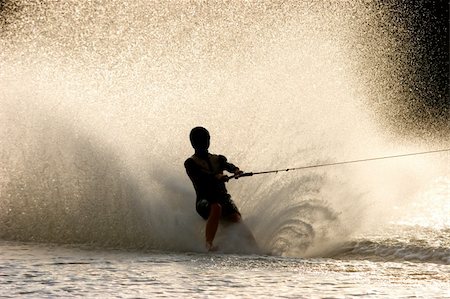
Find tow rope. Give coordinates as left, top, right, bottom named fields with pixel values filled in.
left=231, top=148, right=450, bottom=179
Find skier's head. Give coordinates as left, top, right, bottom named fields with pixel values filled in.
left=189, top=126, right=210, bottom=151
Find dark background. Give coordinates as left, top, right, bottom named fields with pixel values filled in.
left=382, top=0, right=448, bottom=139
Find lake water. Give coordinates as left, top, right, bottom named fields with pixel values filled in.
left=1, top=229, right=449, bottom=299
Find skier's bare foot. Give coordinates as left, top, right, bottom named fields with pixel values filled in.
left=206, top=242, right=218, bottom=252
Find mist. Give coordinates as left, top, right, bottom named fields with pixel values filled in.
left=1, top=0, right=448, bottom=256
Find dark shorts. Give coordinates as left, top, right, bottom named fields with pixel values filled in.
left=196, top=195, right=241, bottom=220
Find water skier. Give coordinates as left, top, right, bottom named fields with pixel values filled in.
left=184, top=126, right=255, bottom=251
